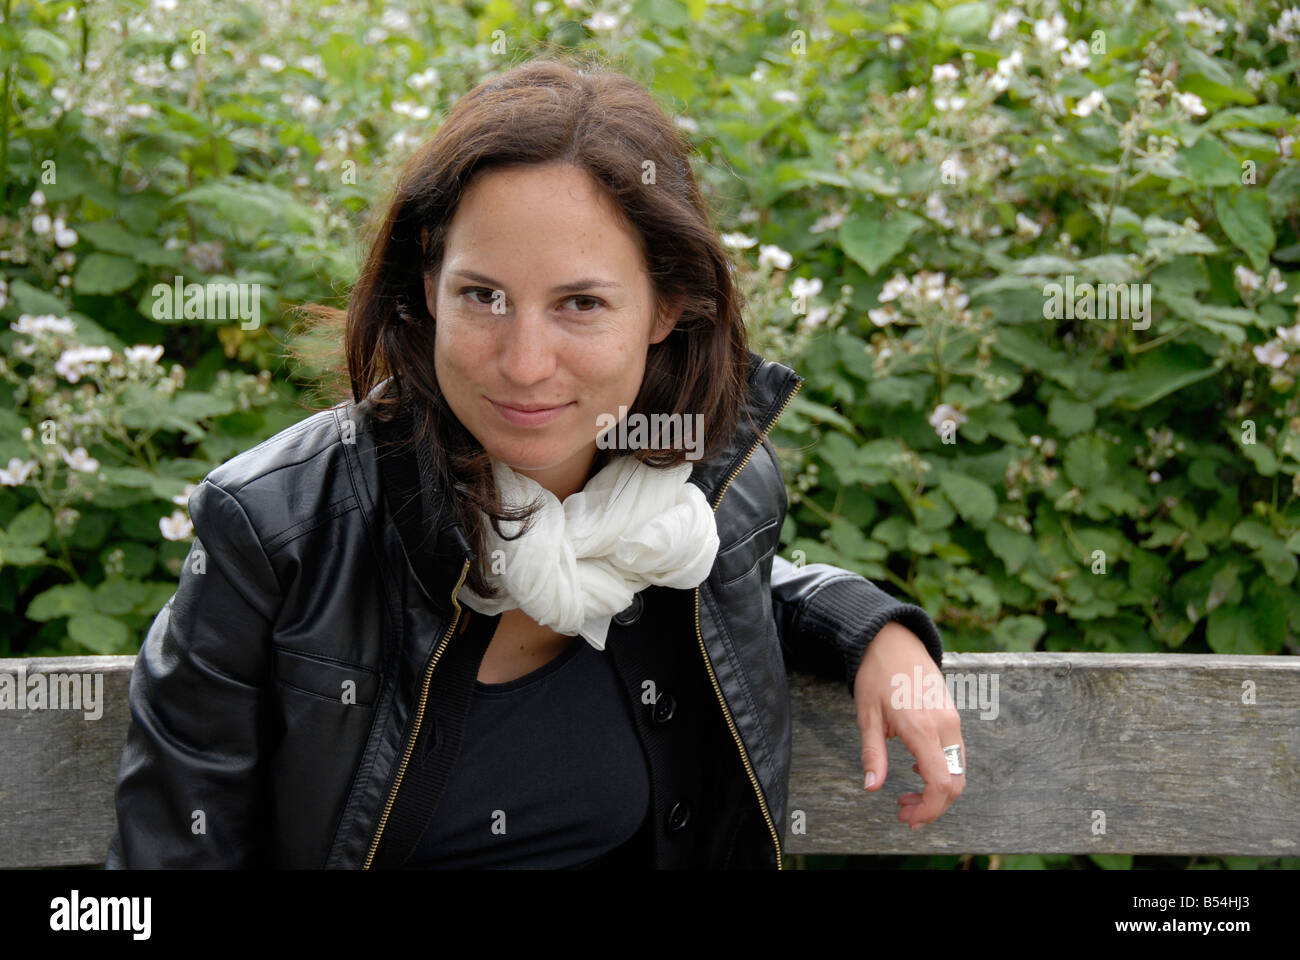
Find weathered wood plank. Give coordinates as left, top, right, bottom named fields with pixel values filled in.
left=0, top=656, right=136, bottom=869
left=786, top=653, right=1300, bottom=857
left=1, top=652, right=1297, bottom=867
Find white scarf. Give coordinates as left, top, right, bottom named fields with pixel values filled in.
left=457, top=454, right=720, bottom=651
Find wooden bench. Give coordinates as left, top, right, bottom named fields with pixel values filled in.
left=1, top=652, right=1296, bottom=867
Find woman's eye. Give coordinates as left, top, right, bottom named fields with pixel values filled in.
left=460, top=288, right=604, bottom=314
left=566, top=295, right=604, bottom=312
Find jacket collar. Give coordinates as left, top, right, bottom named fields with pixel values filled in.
left=354, top=350, right=802, bottom=607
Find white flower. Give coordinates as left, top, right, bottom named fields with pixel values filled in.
left=1267, top=7, right=1300, bottom=43
left=771, top=90, right=799, bottom=104
left=0, top=278, right=6, bottom=310
left=868, top=305, right=899, bottom=326
left=153, top=0, right=178, bottom=11
left=810, top=209, right=845, bottom=234
left=1060, top=40, right=1090, bottom=70
left=1266, top=267, right=1288, bottom=294
left=0, top=458, right=38, bottom=486
left=935, top=94, right=967, bottom=111
left=1072, top=89, right=1106, bottom=117
left=929, top=403, right=967, bottom=434
left=30, top=189, right=46, bottom=207
left=1279, top=135, right=1294, bottom=158
left=380, top=8, right=411, bottom=31
left=405, top=67, right=440, bottom=92
left=887, top=35, right=903, bottom=52
left=125, top=344, right=165, bottom=365
left=392, top=100, right=431, bottom=120
left=989, top=8, right=1021, bottom=41
left=160, top=509, right=194, bottom=541
left=802, top=305, right=830, bottom=329
left=172, top=482, right=198, bottom=507
left=32, top=212, right=52, bottom=235
left=62, top=446, right=100, bottom=473
left=673, top=115, right=699, bottom=133
left=1245, top=68, right=1265, bottom=90
left=170, top=50, right=189, bottom=70
left=931, top=63, right=960, bottom=83
left=1032, top=13, right=1068, bottom=52
left=1173, top=91, right=1207, bottom=116
left=1276, top=323, right=1300, bottom=347
left=1235, top=264, right=1261, bottom=293
left=533, top=1, right=553, bottom=14
left=53, top=218, right=78, bottom=248
left=1015, top=212, right=1043, bottom=239
left=258, top=54, right=285, bottom=72
left=54, top=345, right=113, bottom=383
left=1253, top=339, right=1289, bottom=367
left=1175, top=7, right=1227, bottom=34
left=124, top=103, right=153, bottom=118
left=758, top=244, right=793, bottom=270
left=584, top=11, right=619, bottom=30
left=790, top=277, right=823, bottom=299
left=1148, top=471, right=1162, bottom=484
left=10, top=313, right=76, bottom=336
left=878, top=273, right=910, bottom=302
left=721, top=232, right=757, bottom=249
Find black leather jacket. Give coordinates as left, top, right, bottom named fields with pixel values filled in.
left=106, top=351, right=944, bottom=869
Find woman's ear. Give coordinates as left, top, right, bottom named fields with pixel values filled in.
left=650, top=296, right=684, bottom=345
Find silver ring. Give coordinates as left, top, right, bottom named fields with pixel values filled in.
left=943, top=744, right=964, bottom=776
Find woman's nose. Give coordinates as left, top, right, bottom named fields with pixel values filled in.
left=497, top=306, right=556, bottom=385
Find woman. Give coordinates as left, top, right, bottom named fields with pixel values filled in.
left=107, top=57, right=964, bottom=870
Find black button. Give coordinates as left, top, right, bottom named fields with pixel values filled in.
left=667, top=801, right=691, bottom=831
left=613, top=592, right=643, bottom=625
left=651, top=692, right=676, bottom=724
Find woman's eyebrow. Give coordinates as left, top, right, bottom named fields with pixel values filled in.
left=449, top=269, right=623, bottom=294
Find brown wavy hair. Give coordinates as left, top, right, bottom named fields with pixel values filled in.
left=288, top=54, right=756, bottom=599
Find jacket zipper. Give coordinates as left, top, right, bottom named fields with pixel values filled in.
left=362, top=556, right=471, bottom=869
left=694, top=375, right=802, bottom=870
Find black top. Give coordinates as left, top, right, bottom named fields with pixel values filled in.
left=403, top=635, right=653, bottom=869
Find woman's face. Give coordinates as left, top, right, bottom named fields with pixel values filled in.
left=425, top=163, right=678, bottom=501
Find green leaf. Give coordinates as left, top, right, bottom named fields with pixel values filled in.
left=633, top=0, right=689, bottom=28
left=1176, top=136, right=1240, bottom=187
left=1047, top=395, right=1096, bottom=436
left=935, top=471, right=997, bottom=526
left=74, top=253, right=140, bottom=295
left=939, top=2, right=990, bottom=36
left=1206, top=605, right=1268, bottom=654
left=1214, top=188, right=1275, bottom=272
left=841, top=201, right=925, bottom=276
left=27, top=583, right=97, bottom=621
left=1089, top=854, right=1134, bottom=870
left=5, top=503, right=51, bottom=546
left=67, top=613, right=131, bottom=654
left=828, top=517, right=887, bottom=562
left=991, top=615, right=1045, bottom=651
left=1063, top=435, right=1108, bottom=488
left=986, top=523, right=1035, bottom=574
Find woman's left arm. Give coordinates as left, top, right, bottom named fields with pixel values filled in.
left=770, top=554, right=966, bottom=830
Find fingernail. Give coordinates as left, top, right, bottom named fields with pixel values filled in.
left=864, top=772, right=875, bottom=789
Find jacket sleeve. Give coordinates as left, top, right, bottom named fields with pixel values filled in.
left=771, top=554, right=944, bottom=698
left=105, top=478, right=280, bottom=868
left=762, top=439, right=944, bottom=698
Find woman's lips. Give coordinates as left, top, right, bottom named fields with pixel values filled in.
left=488, top=398, right=574, bottom=427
